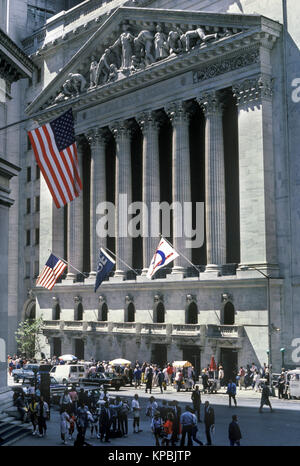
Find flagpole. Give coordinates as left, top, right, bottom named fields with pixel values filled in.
left=48, top=249, right=89, bottom=278
left=102, top=247, right=138, bottom=276
left=159, top=234, right=201, bottom=274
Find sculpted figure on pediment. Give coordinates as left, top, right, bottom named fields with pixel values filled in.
left=134, top=29, right=155, bottom=66
left=89, top=55, right=98, bottom=88
left=182, top=26, right=218, bottom=52
left=112, top=23, right=135, bottom=71
left=154, top=24, right=169, bottom=60
left=95, top=48, right=112, bottom=85
left=107, top=63, right=119, bottom=82
left=167, top=28, right=184, bottom=56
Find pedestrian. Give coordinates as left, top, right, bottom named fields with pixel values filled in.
left=190, top=408, right=203, bottom=446
left=166, top=364, right=173, bottom=386
left=76, top=401, right=89, bottom=436
left=89, top=406, right=99, bottom=439
left=204, top=401, right=215, bottom=446
left=228, top=414, right=242, bottom=446
left=159, top=399, right=168, bottom=422
left=175, top=370, right=183, bottom=392
left=60, top=407, right=70, bottom=444
left=278, top=374, right=286, bottom=399
left=68, top=411, right=76, bottom=440
left=191, top=385, right=202, bottom=422
left=36, top=395, right=49, bottom=438
left=180, top=405, right=194, bottom=446
left=157, top=369, right=165, bottom=394
left=218, top=365, right=225, bottom=387
left=131, top=393, right=142, bottom=433
left=170, top=400, right=181, bottom=446
left=145, top=365, right=153, bottom=393
left=60, top=388, right=72, bottom=414
left=161, top=412, right=174, bottom=446
left=259, top=383, right=274, bottom=413
left=119, top=399, right=130, bottom=437
left=202, top=369, right=209, bottom=393
left=146, top=396, right=158, bottom=418
left=226, top=379, right=237, bottom=407
left=151, top=411, right=163, bottom=446
left=133, top=365, right=142, bottom=388
left=253, top=370, right=261, bottom=391
left=15, top=392, right=28, bottom=423
left=238, top=367, right=246, bottom=390
left=28, top=395, right=38, bottom=435
left=98, top=400, right=111, bottom=442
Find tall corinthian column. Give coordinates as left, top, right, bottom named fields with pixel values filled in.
left=66, top=136, right=84, bottom=280
left=136, top=111, right=160, bottom=275
left=165, top=101, right=191, bottom=274
left=197, top=91, right=226, bottom=274
left=110, top=120, right=132, bottom=279
left=87, top=127, right=108, bottom=278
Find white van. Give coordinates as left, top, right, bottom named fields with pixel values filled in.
left=50, top=364, right=87, bottom=384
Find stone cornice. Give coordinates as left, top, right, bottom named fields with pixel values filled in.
left=232, top=74, right=273, bottom=105
left=0, top=28, right=34, bottom=78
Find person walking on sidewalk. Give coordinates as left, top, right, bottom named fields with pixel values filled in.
left=259, top=383, right=274, bottom=413
left=228, top=414, right=242, bottom=446
left=227, top=379, right=237, bottom=407
left=191, top=385, right=202, bottom=422
left=204, top=401, right=215, bottom=446
left=36, top=396, right=49, bottom=438
left=180, top=406, right=195, bottom=446
left=131, top=394, right=142, bottom=433
left=60, top=407, right=70, bottom=445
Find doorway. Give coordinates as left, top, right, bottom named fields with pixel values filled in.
left=220, top=348, right=238, bottom=384
left=52, top=337, right=61, bottom=357
left=151, top=344, right=167, bottom=368
left=182, top=346, right=201, bottom=378
left=74, top=339, right=85, bottom=360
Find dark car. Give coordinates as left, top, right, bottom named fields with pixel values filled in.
left=12, top=364, right=40, bottom=383
left=81, top=372, right=124, bottom=391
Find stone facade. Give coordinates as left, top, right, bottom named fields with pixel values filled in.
left=4, top=0, right=300, bottom=377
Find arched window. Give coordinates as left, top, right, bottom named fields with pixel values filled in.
left=54, top=304, right=60, bottom=320
left=155, top=302, right=165, bottom=323
left=76, top=303, right=83, bottom=321
left=186, top=302, right=198, bottom=324
left=223, top=302, right=235, bottom=325
left=101, top=303, right=108, bottom=321
left=127, top=302, right=135, bottom=322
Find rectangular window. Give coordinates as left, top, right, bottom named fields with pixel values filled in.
left=35, top=228, right=39, bottom=245
left=25, top=262, right=30, bottom=278
left=36, top=165, right=40, bottom=180
left=26, top=230, right=30, bottom=246
left=26, top=198, right=31, bottom=214
left=35, top=196, right=40, bottom=212
left=34, top=261, right=39, bottom=278
left=26, top=166, right=31, bottom=182
left=37, top=67, right=41, bottom=83
left=27, top=135, right=32, bottom=151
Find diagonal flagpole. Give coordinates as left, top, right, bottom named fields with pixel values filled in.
left=102, top=246, right=138, bottom=276
left=159, top=234, right=201, bottom=274
left=48, top=249, right=89, bottom=278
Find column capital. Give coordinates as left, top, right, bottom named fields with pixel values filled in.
left=86, top=127, right=109, bottom=147
left=164, top=100, right=190, bottom=125
left=109, top=119, right=133, bottom=140
left=136, top=110, right=161, bottom=133
left=232, top=75, right=273, bottom=106
left=196, top=90, right=224, bottom=115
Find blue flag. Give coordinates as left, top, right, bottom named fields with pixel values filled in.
left=94, top=248, right=115, bottom=292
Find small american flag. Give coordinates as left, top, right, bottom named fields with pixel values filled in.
left=28, top=109, right=82, bottom=208
left=36, top=253, right=67, bottom=290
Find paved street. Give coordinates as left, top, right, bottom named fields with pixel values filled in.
left=10, top=382, right=300, bottom=447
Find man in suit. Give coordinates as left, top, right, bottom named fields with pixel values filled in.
left=228, top=414, right=242, bottom=446
left=204, top=400, right=215, bottom=445
left=191, top=385, right=202, bottom=422
left=98, top=401, right=111, bottom=442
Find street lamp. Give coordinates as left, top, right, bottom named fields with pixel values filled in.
left=242, top=266, right=274, bottom=395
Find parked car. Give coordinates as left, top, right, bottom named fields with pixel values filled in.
left=49, top=364, right=88, bottom=384
left=81, top=372, right=124, bottom=391
left=12, top=364, right=40, bottom=383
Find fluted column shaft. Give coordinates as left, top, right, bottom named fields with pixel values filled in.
left=166, top=101, right=191, bottom=272
left=110, top=121, right=132, bottom=277
left=87, top=128, right=107, bottom=277
left=137, top=111, right=160, bottom=274
left=67, top=138, right=84, bottom=280
left=197, top=91, right=226, bottom=272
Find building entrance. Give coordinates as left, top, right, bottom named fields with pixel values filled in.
left=151, top=344, right=167, bottom=368
left=220, top=348, right=238, bottom=384
left=182, top=346, right=201, bottom=378
left=74, top=339, right=85, bottom=360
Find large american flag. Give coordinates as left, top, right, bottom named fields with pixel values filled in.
left=36, top=253, right=67, bottom=290
left=28, top=109, right=82, bottom=208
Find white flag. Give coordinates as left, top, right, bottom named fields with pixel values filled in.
left=146, top=237, right=179, bottom=279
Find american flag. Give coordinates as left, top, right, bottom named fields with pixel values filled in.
left=28, top=109, right=82, bottom=208
left=36, top=253, right=67, bottom=290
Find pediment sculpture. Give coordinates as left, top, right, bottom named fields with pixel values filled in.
left=53, top=21, right=236, bottom=105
